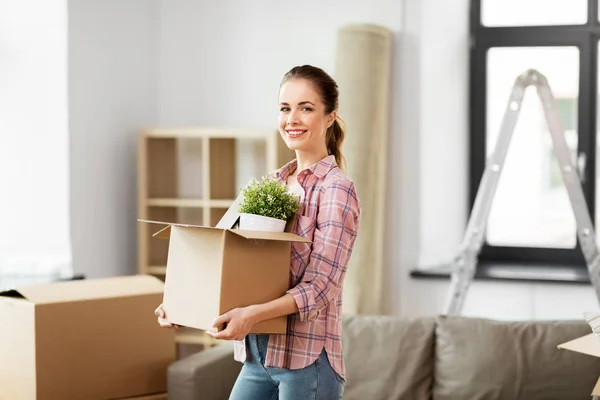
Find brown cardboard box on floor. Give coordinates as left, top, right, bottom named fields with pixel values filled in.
left=0, top=275, right=175, bottom=400
left=558, top=332, right=600, bottom=396
left=139, top=194, right=309, bottom=334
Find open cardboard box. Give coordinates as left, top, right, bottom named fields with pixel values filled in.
left=558, top=332, right=600, bottom=396
left=0, top=275, right=175, bottom=400
left=139, top=192, right=309, bottom=334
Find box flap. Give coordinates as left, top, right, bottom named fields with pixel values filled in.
left=228, top=229, right=311, bottom=243
left=153, top=225, right=171, bottom=239
left=138, top=219, right=221, bottom=239
left=558, top=333, right=600, bottom=358
left=593, top=377, right=600, bottom=396
left=215, top=192, right=244, bottom=229
left=0, top=275, right=164, bottom=304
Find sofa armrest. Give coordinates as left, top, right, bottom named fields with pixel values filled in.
left=167, top=342, right=241, bottom=400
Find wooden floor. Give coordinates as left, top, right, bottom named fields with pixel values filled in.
left=118, top=393, right=167, bottom=400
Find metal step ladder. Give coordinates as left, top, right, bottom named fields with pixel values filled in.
left=444, top=69, right=600, bottom=317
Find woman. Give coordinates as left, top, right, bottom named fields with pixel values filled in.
left=155, top=65, right=361, bottom=399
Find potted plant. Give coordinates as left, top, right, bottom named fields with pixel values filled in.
left=238, top=176, right=299, bottom=232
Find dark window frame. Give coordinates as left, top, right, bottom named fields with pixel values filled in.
left=470, top=0, right=600, bottom=271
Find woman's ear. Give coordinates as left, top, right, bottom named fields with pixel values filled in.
left=326, top=110, right=337, bottom=128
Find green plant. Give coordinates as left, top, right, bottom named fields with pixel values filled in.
left=238, top=176, right=299, bottom=221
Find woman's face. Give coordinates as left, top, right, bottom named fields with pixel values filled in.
left=278, top=78, right=335, bottom=154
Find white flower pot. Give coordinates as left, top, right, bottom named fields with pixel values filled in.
left=239, top=213, right=287, bottom=232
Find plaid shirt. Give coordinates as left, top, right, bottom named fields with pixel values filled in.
left=233, top=155, right=361, bottom=379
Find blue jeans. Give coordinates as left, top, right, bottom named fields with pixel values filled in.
left=228, top=334, right=344, bottom=400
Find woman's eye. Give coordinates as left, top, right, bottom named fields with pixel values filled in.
left=302, top=107, right=313, bottom=112
left=280, top=107, right=290, bottom=112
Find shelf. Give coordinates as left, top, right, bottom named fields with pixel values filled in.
left=145, top=198, right=235, bottom=208
left=147, top=198, right=205, bottom=207
left=146, top=207, right=178, bottom=266
left=210, top=208, right=229, bottom=226
left=138, top=127, right=296, bottom=319
left=143, top=127, right=275, bottom=140
left=209, top=199, right=237, bottom=208
left=146, top=138, right=178, bottom=198
left=148, top=265, right=167, bottom=275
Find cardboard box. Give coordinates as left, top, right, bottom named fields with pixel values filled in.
left=140, top=197, right=309, bottom=334
left=0, top=275, right=175, bottom=400
left=558, top=333, right=600, bottom=396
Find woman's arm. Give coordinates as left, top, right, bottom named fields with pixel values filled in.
left=286, top=180, right=360, bottom=322
left=248, top=293, right=298, bottom=322
left=206, top=294, right=298, bottom=340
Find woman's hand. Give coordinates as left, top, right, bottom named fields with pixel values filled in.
left=154, top=303, right=182, bottom=329
left=206, top=306, right=256, bottom=341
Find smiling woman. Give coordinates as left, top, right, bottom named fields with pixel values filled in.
left=230, top=64, right=359, bottom=400
left=156, top=65, right=361, bottom=400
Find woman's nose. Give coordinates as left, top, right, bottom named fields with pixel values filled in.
left=287, top=110, right=300, bottom=125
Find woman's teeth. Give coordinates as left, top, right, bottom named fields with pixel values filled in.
left=288, top=130, right=306, bottom=137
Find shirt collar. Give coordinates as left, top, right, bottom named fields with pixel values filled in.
left=275, top=155, right=337, bottom=181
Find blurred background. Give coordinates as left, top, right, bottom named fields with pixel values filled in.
left=2, top=0, right=600, bottom=326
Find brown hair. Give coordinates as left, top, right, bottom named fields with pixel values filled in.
left=280, top=65, right=346, bottom=171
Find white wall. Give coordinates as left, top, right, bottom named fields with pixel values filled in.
left=158, top=0, right=402, bottom=128
left=398, top=0, right=468, bottom=316
left=399, top=0, right=599, bottom=320
left=69, top=0, right=159, bottom=278
left=0, top=0, right=71, bottom=287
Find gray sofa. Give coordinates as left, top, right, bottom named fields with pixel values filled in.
left=167, top=315, right=600, bottom=400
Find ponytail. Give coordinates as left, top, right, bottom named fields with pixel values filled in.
left=326, top=115, right=346, bottom=172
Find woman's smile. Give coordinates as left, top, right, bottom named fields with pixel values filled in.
left=285, top=129, right=308, bottom=138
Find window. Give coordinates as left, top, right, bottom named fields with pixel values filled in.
left=0, top=1, right=72, bottom=289
left=470, top=0, right=600, bottom=270
left=485, top=47, right=579, bottom=249
left=481, top=0, right=588, bottom=27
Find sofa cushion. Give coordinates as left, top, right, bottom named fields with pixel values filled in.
left=434, top=316, right=600, bottom=400
left=342, top=315, right=435, bottom=400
